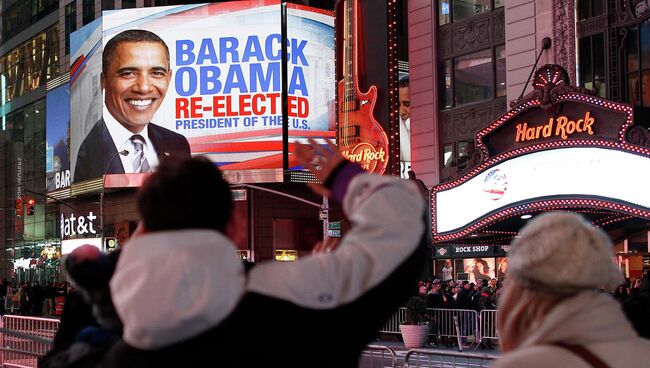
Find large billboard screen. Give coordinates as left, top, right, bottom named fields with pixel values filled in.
left=70, top=1, right=334, bottom=186
left=46, top=83, right=71, bottom=191
left=434, top=147, right=650, bottom=234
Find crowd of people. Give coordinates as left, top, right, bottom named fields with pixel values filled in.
left=0, top=280, right=71, bottom=317
left=415, top=277, right=500, bottom=349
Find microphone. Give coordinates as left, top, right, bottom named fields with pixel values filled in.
left=106, top=149, right=130, bottom=176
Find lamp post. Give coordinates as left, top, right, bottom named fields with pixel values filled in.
left=101, top=149, right=129, bottom=251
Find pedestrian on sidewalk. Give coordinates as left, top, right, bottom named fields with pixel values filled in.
left=494, top=212, right=650, bottom=368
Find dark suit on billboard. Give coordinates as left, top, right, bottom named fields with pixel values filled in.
left=73, top=119, right=191, bottom=183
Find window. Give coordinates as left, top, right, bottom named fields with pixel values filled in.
left=1, top=0, right=58, bottom=42
left=0, top=26, right=60, bottom=106
left=495, top=45, right=506, bottom=97
left=102, top=0, right=115, bottom=11
left=627, top=27, right=640, bottom=105
left=439, top=0, right=450, bottom=26
left=453, top=0, right=490, bottom=22
left=454, top=49, right=493, bottom=105
left=457, top=140, right=475, bottom=169
left=439, top=60, right=452, bottom=109
left=122, top=0, right=136, bottom=8
left=578, top=33, right=606, bottom=98
left=65, top=2, right=77, bottom=55
left=442, top=144, right=453, bottom=167
left=623, top=20, right=650, bottom=107
left=83, top=0, right=95, bottom=25
left=578, top=0, right=605, bottom=21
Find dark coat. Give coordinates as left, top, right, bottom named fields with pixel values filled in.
left=74, top=120, right=191, bottom=183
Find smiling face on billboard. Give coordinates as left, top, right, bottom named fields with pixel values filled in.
left=101, top=41, right=172, bottom=133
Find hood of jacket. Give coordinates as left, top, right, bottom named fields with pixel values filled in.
left=110, top=229, right=245, bottom=350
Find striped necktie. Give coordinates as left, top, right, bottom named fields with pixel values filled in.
left=130, top=134, right=151, bottom=173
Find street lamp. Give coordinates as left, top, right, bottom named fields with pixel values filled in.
left=101, top=149, right=129, bottom=251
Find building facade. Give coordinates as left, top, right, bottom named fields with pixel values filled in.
left=408, top=0, right=650, bottom=280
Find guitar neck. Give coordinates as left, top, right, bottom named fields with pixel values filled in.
left=343, top=0, right=356, bottom=101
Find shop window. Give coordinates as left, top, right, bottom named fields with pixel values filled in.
left=453, top=0, right=490, bottom=22
left=439, top=60, right=452, bottom=109
left=578, top=0, right=605, bottom=21
left=273, top=219, right=297, bottom=260
left=439, top=0, right=450, bottom=26
left=494, top=0, right=504, bottom=8
left=102, top=0, right=115, bottom=11
left=83, top=0, right=95, bottom=25
left=122, top=0, right=137, bottom=8
left=65, top=2, right=77, bottom=55
left=495, top=45, right=506, bottom=97
left=578, top=33, right=606, bottom=98
left=454, top=49, right=493, bottom=105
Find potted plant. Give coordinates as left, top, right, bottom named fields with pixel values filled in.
left=399, top=296, right=430, bottom=348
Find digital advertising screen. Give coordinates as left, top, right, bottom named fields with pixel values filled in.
left=435, top=147, right=650, bottom=234
left=46, top=83, right=71, bottom=192
left=69, top=1, right=335, bottom=186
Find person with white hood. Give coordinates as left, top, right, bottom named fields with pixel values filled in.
left=93, top=138, right=426, bottom=367
left=494, top=212, right=650, bottom=368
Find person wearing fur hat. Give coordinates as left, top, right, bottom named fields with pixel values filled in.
left=494, top=212, right=650, bottom=368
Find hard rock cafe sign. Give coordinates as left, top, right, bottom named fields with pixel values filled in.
left=340, top=142, right=386, bottom=173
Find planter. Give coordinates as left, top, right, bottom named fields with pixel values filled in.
left=399, top=324, right=430, bottom=348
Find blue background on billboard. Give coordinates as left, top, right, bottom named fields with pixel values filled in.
left=46, top=83, right=70, bottom=189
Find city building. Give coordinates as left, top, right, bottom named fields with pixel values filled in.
left=407, top=0, right=650, bottom=281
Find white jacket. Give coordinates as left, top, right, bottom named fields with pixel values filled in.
left=110, top=173, right=425, bottom=351
left=494, top=291, right=650, bottom=368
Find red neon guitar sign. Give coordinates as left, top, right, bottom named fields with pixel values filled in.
left=337, top=0, right=389, bottom=174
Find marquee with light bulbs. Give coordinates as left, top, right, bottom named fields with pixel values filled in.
left=432, top=64, right=650, bottom=242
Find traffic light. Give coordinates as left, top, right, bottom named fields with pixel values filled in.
left=26, top=198, right=35, bottom=216
left=15, top=198, right=23, bottom=217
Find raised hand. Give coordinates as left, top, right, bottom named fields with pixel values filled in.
left=295, top=138, right=345, bottom=197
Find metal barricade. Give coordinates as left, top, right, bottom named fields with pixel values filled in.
left=1, top=315, right=60, bottom=368
left=379, top=307, right=407, bottom=334
left=404, top=349, right=496, bottom=368
left=380, top=308, right=479, bottom=340
left=425, top=309, right=478, bottom=344
left=359, top=345, right=397, bottom=368
left=478, top=310, right=499, bottom=343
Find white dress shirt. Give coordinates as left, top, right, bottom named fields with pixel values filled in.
left=400, top=117, right=411, bottom=178
left=103, top=108, right=160, bottom=173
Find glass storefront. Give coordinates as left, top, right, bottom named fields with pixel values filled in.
left=1, top=100, right=60, bottom=283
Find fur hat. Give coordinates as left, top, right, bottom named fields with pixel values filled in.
left=508, top=212, right=623, bottom=294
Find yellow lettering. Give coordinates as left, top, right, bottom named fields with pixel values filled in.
left=566, top=119, right=576, bottom=135
left=583, top=111, right=594, bottom=135
left=515, top=123, right=527, bottom=142
left=542, top=118, right=553, bottom=137
left=555, top=116, right=568, bottom=139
